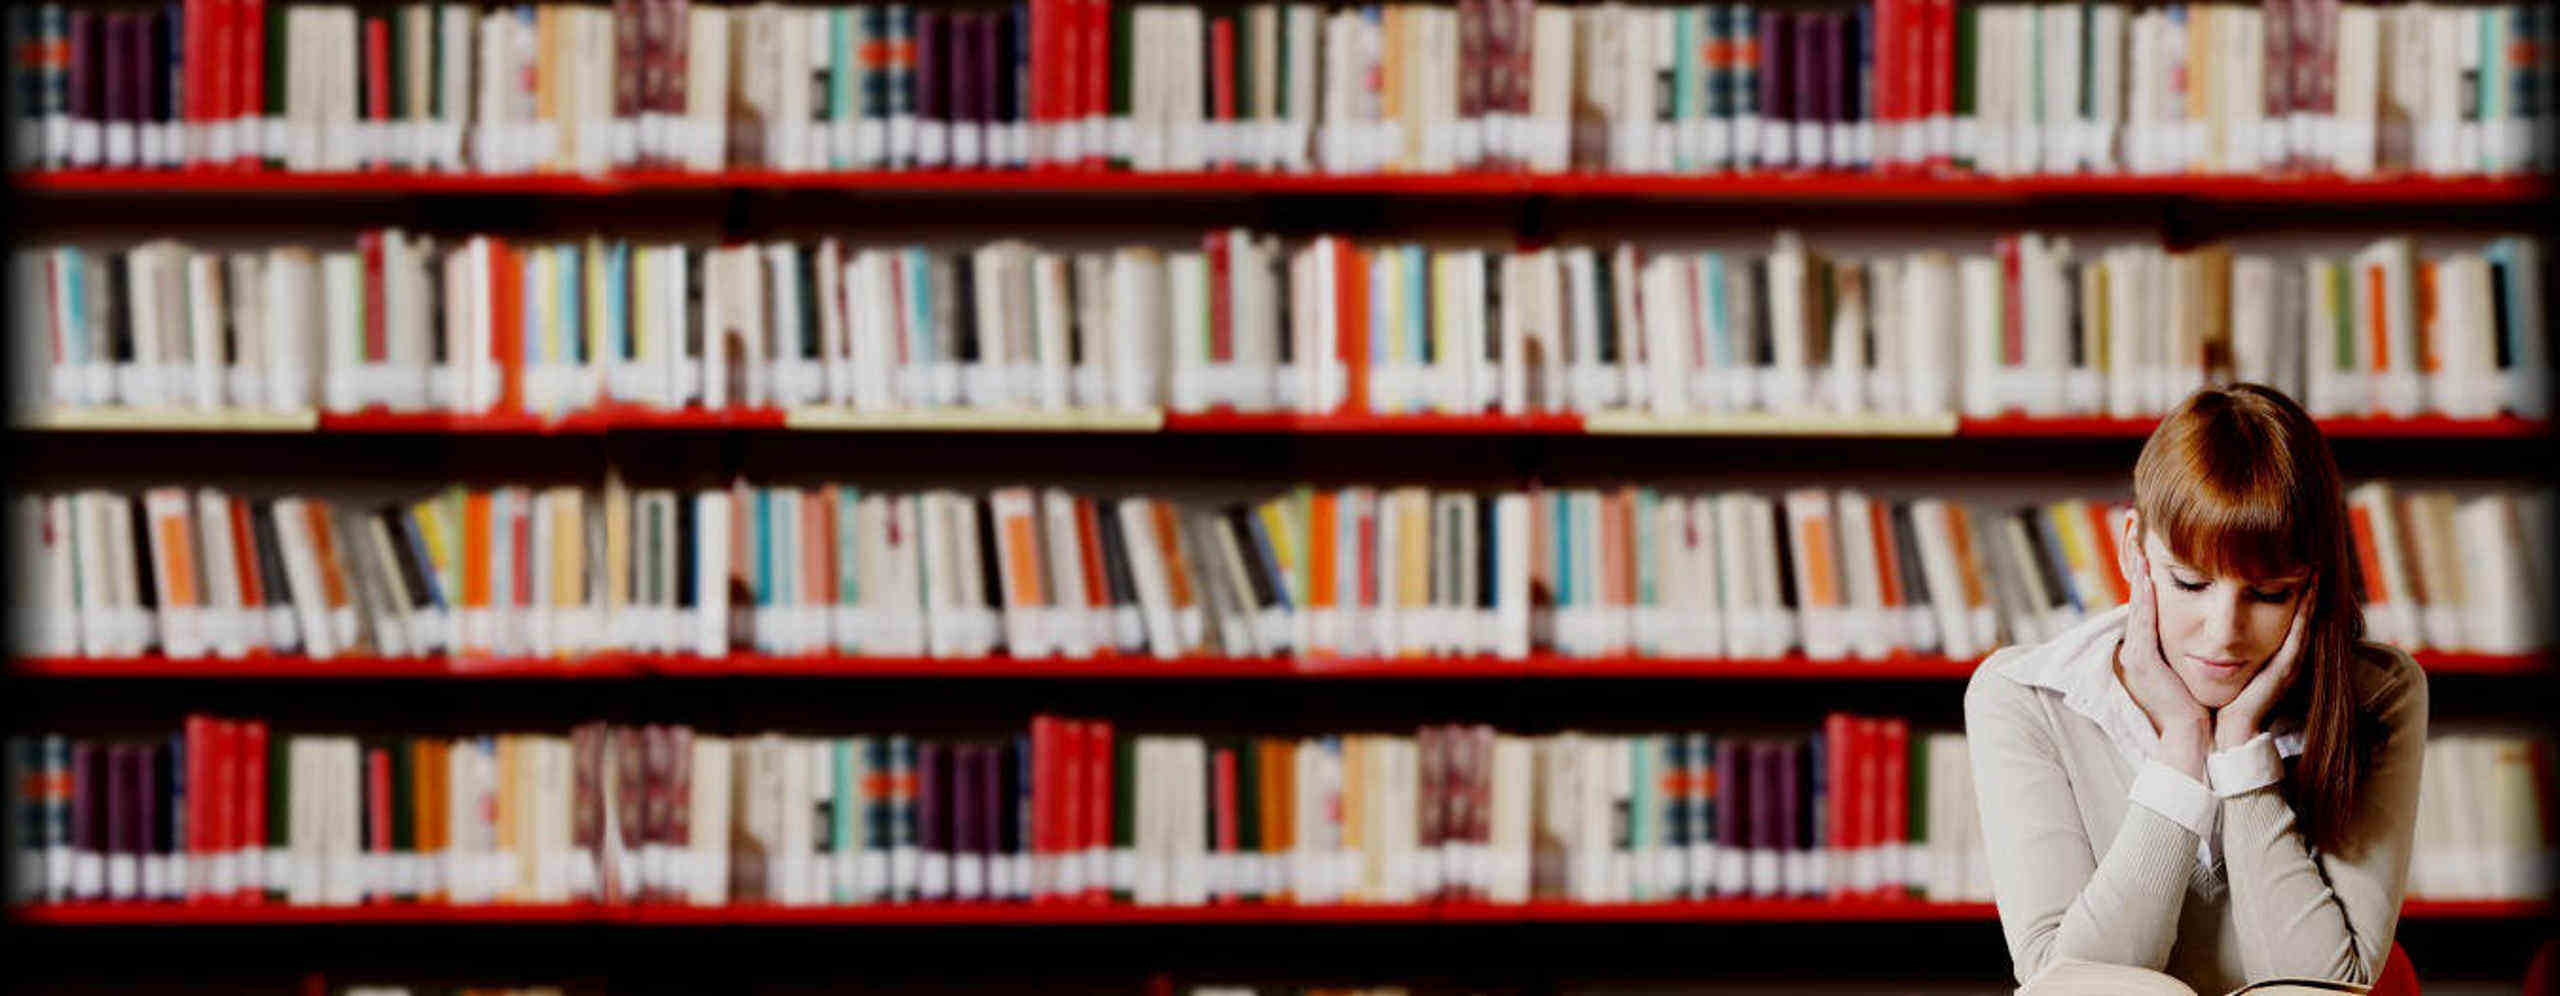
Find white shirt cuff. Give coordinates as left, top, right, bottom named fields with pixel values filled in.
left=2130, top=758, right=2217, bottom=835
left=2207, top=731, right=2285, bottom=798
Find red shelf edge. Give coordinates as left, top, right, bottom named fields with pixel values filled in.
left=16, top=898, right=2540, bottom=926
left=1959, top=414, right=2550, bottom=439
left=13, top=650, right=2542, bottom=679
left=15, top=169, right=2551, bottom=204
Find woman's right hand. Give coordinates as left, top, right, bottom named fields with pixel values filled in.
left=2117, top=544, right=2210, bottom=778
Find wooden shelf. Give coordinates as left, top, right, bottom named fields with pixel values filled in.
left=15, top=169, right=2549, bottom=205
left=13, top=650, right=2541, bottom=680
left=15, top=898, right=2541, bottom=926
left=16, top=407, right=2546, bottom=440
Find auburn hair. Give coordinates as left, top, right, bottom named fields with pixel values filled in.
left=2132, top=383, right=2375, bottom=856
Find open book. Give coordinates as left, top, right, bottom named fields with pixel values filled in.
left=2018, top=961, right=2370, bottom=996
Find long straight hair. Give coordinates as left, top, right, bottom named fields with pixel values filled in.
left=2132, top=384, right=2373, bottom=855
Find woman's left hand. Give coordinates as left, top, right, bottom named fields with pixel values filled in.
left=2215, top=582, right=2314, bottom=750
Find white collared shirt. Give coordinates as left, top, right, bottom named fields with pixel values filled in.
left=1987, top=603, right=2303, bottom=872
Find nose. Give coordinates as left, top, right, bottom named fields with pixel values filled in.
left=2202, top=589, right=2247, bottom=652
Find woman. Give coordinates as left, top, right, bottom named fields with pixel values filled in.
left=1966, top=384, right=2427, bottom=992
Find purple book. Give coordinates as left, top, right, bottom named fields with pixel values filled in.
left=915, top=11, right=944, bottom=134
left=70, top=741, right=100, bottom=886
left=1825, top=13, right=1850, bottom=132
left=1753, top=740, right=1782, bottom=876
left=975, top=14, right=999, bottom=134
left=100, top=15, right=128, bottom=135
left=1757, top=11, right=1788, bottom=159
left=951, top=743, right=982, bottom=896
left=1794, top=12, right=1825, bottom=162
left=977, top=745, right=1002, bottom=874
left=1713, top=734, right=1743, bottom=873
left=67, top=10, right=97, bottom=132
left=142, top=742, right=165, bottom=893
left=916, top=740, right=947, bottom=885
left=948, top=13, right=979, bottom=163
left=103, top=745, right=133, bottom=884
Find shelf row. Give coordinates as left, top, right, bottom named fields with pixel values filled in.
left=14, top=170, right=2553, bottom=205
left=12, top=650, right=2544, bottom=680
left=10, top=898, right=2543, bottom=925
left=15, top=407, right=2548, bottom=440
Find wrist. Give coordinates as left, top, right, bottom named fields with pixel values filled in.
left=2155, top=718, right=2211, bottom=779
left=2214, top=713, right=2264, bottom=751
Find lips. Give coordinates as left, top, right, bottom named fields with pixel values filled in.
left=2189, top=656, right=2249, bottom=672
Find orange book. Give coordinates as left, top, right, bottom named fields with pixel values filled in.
left=492, top=240, right=524, bottom=413
left=1072, top=498, right=1110, bottom=614
left=1003, top=509, right=1046, bottom=608
left=462, top=491, right=493, bottom=614
left=2085, top=502, right=2126, bottom=601
left=2364, top=262, right=2390, bottom=375
left=1611, top=489, right=1638, bottom=618
left=1802, top=514, right=1839, bottom=609
left=1308, top=491, right=1339, bottom=620
left=1869, top=500, right=1904, bottom=614
left=1150, top=501, right=1199, bottom=619
left=1945, top=504, right=1988, bottom=612
left=1338, top=239, right=1370, bottom=414
left=228, top=496, right=264, bottom=620
left=2347, top=503, right=2389, bottom=605
left=808, top=488, right=833, bottom=620
left=2414, top=260, right=2439, bottom=375
left=304, top=501, right=352, bottom=619
left=411, top=738, right=438, bottom=901
left=158, top=506, right=200, bottom=611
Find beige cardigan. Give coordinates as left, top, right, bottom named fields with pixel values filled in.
left=1963, top=610, right=2428, bottom=993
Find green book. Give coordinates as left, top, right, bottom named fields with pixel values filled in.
left=1110, top=0, right=1135, bottom=167
left=1233, top=738, right=1260, bottom=894
left=1674, top=8, right=1698, bottom=172
left=1112, top=733, right=1136, bottom=900
left=387, top=738, right=414, bottom=891
left=1908, top=733, right=1931, bottom=896
left=267, top=730, right=290, bottom=894
left=1953, top=4, right=1977, bottom=168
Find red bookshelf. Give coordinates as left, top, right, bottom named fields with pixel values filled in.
left=1959, top=413, right=2551, bottom=440
left=13, top=650, right=2542, bottom=680
left=15, top=169, right=2550, bottom=205
left=15, top=898, right=2540, bottom=926
left=19, top=408, right=2546, bottom=440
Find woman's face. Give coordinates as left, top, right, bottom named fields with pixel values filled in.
left=2123, top=514, right=2311, bottom=709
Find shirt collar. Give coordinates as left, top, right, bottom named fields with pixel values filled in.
left=1991, top=603, right=2306, bottom=766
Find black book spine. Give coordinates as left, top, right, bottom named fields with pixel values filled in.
left=1768, top=498, right=1797, bottom=614
left=953, top=252, right=979, bottom=364
left=676, top=493, right=698, bottom=612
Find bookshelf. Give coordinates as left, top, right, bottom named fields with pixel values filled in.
left=14, top=170, right=2552, bottom=206
left=13, top=898, right=2546, bottom=927
left=10, top=650, right=2548, bottom=681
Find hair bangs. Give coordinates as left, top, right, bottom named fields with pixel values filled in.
left=2135, top=396, right=2315, bottom=583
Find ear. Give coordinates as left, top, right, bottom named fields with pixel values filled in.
left=2116, top=507, right=2147, bottom=590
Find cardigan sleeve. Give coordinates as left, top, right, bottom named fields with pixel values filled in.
left=2216, top=646, right=2427, bottom=984
left=1966, top=664, right=2200, bottom=984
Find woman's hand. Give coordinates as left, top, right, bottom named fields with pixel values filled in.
left=2118, top=545, right=2211, bottom=779
left=2215, top=582, right=2314, bottom=750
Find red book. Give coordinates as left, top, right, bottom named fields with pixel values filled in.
left=240, top=720, right=267, bottom=903
left=228, top=497, right=264, bottom=642
left=1084, top=720, right=1112, bottom=903
left=363, top=17, right=389, bottom=170
left=182, top=0, right=209, bottom=162
left=1996, top=235, right=2022, bottom=385
left=1338, top=240, right=1368, bottom=413
left=208, top=719, right=237, bottom=902
left=366, top=746, right=391, bottom=903
left=1858, top=717, right=1886, bottom=898
left=1081, top=0, right=1110, bottom=168
left=1205, top=231, right=1234, bottom=373
left=1924, top=0, right=1953, bottom=169
left=1822, top=713, right=1852, bottom=899
left=1029, top=715, right=1057, bottom=899
left=511, top=503, right=533, bottom=618
left=490, top=241, right=524, bottom=412
left=2087, top=502, right=2128, bottom=601
left=1209, top=17, right=1235, bottom=169
left=1879, top=719, right=1909, bottom=899
left=237, top=0, right=264, bottom=167
left=359, top=230, right=387, bottom=371
left=1060, top=719, right=1087, bottom=899
left=1073, top=498, right=1111, bottom=620
left=183, top=714, right=212, bottom=902
left=1211, top=745, right=1238, bottom=903
left=208, top=0, right=236, bottom=161
left=1056, top=0, right=1080, bottom=163
left=1869, top=501, right=1906, bottom=617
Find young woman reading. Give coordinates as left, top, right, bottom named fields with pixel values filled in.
left=1966, top=384, right=2427, bottom=993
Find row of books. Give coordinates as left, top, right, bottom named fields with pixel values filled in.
left=17, top=231, right=2548, bottom=422
left=2412, top=733, right=2555, bottom=902
left=16, top=718, right=2552, bottom=910
left=10, top=0, right=2552, bottom=178
left=4, top=712, right=1983, bottom=907
left=15, top=480, right=2553, bottom=664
